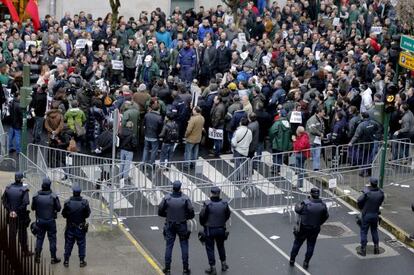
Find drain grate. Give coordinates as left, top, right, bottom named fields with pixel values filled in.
left=320, top=224, right=346, bottom=237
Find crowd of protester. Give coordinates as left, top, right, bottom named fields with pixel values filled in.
left=1, top=0, right=414, bottom=181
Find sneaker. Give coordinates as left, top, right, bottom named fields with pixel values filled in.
left=221, top=261, right=229, bottom=271
left=205, top=266, right=217, bottom=274
left=374, top=245, right=380, bottom=255
left=289, top=258, right=295, bottom=266
left=51, top=257, right=61, bottom=264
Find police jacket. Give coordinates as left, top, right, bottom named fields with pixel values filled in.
left=357, top=186, right=384, bottom=216
left=199, top=197, right=231, bottom=228
left=158, top=192, right=195, bottom=223
left=295, top=198, right=329, bottom=228
left=31, top=190, right=61, bottom=220
left=2, top=183, right=29, bottom=215
left=350, top=118, right=379, bottom=144
left=62, top=196, right=91, bottom=225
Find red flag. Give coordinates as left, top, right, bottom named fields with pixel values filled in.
left=1, top=0, right=20, bottom=23
left=25, top=0, right=40, bottom=32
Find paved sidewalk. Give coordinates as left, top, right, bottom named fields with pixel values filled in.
left=0, top=172, right=161, bottom=275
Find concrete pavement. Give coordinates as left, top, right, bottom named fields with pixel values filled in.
left=0, top=171, right=161, bottom=275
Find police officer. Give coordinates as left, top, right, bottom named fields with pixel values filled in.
left=158, top=180, right=195, bottom=275
left=357, top=177, right=384, bottom=256
left=62, top=185, right=91, bottom=267
left=289, top=188, right=329, bottom=269
left=1, top=172, right=32, bottom=255
left=199, top=186, right=231, bottom=275
left=31, top=177, right=61, bottom=264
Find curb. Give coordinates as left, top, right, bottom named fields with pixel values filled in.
left=319, top=176, right=414, bottom=249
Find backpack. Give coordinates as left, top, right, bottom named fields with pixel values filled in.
left=104, top=95, right=113, bottom=107
left=165, top=122, right=179, bottom=143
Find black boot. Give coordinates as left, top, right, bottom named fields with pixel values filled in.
left=289, top=257, right=295, bottom=266
left=221, top=261, right=229, bottom=271
left=163, top=267, right=171, bottom=275
left=358, top=246, right=366, bottom=257
left=205, top=265, right=217, bottom=274
left=303, top=261, right=309, bottom=269
left=183, top=267, right=191, bottom=275
left=80, top=259, right=87, bottom=267
left=63, top=259, right=69, bottom=267
left=374, top=244, right=380, bottom=255
left=35, top=252, right=41, bottom=263
left=51, top=257, right=61, bottom=264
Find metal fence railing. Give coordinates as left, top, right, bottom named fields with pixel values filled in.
left=0, top=195, right=53, bottom=275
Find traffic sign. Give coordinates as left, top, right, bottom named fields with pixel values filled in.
left=400, top=35, right=414, bottom=53
left=399, top=52, right=414, bottom=71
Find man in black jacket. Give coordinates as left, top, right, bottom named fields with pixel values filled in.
left=119, top=121, right=138, bottom=182
left=32, top=177, right=62, bottom=264
left=289, top=188, right=329, bottom=269
left=199, top=186, right=231, bottom=274
left=142, top=99, right=164, bottom=165
left=357, top=177, right=384, bottom=256
left=8, top=93, right=23, bottom=153
left=158, top=181, right=194, bottom=275
left=30, top=85, right=48, bottom=144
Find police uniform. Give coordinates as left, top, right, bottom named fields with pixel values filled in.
left=62, top=185, right=91, bottom=267
left=158, top=181, right=195, bottom=275
left=289, top=188, right=329, bottom=269
left=199, top=186, right=231, bottom=275
left=1, top=172, right=31, bottom=254
left=357, top=177, right=384, bottom=256
left=31, top=177, right=62, bottom=264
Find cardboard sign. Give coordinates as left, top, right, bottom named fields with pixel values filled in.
left=208, top=128, right=224, bottom=140
left=111, top=60, right=124, bottom=70
left=332, top=17, right=340, bottom=27
left=238, top=33, right=247, bottom=44
left=75, top=39, right=87, bottom=49
left=65, top=156, right=73, bottom=166
left=53, top=57, right=68, bottom=65
left=25, top=41, right=37, bottom=52
left=289, top=111, right=302, bottom=124
left=329, top=178, right=337, bottom=188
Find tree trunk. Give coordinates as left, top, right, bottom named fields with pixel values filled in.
left=109, top=0, right=121, bottom=32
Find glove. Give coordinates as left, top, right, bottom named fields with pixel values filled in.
left=95, top=148, right=102, bottom=154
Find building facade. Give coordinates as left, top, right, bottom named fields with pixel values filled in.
left=38, top=0, right=224, bottom=19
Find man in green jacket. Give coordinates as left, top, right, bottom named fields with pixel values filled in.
left=138, top=55, right=159, bottom=87
left=269, top=109, right=292, bottom=173
left=121, top=101, right=140, bottom=137
left=64, top=100, right=86, bottom=133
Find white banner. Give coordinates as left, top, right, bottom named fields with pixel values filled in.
left=332, top=17, right=340, bottom=27
left=111, top=60, right=124, bottom=71
left=208, top=128, right=224, bottom=140
left=75, top=39, right=87, bottom=49
left=289, top=111, right=302, bottom=124
left=53, top=57, right=68, bottom=66
left=370, top=26, right=382, bottom=34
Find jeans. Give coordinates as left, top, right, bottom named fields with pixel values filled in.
left=295, top=153, right=307, bottom=188
left=290, top=226, right=320, bottom=263
left=142, top=139, right=159, bottom=165
left=120, top=149, right=134, bottom=179
left=33, top=117, right=44, bottom=144
left=164, top=222, right=189, bottom=269
left=360, top=213, right=379, bottom=247
left=233, top=150, right=247, bottom=181
left=311, top=144, right=321, bottom=170
left=184, top=142, right=199, bottom=164
left=160, top=143, right=175, bottom=166
left=35, top=219, right=57, bottom=258
left=213, top=139, right=223, bottom=157
left=204, top=227, right=226, bottom=266
left=272, top=149, right=283, bottom=173
left=64, top=225, right=86, bottom=260
left=8, top=128, right=21, bottom=153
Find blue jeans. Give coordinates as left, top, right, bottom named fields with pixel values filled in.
left=311, top=144, right=321, bottom=170
left=64, top=225, right=86, bottom=260
left=272, top=149, right=283, bottom=173
left=295, top=153, right=307, bottom=188
left=8, top=128, right=21, bottom=153
left=33, top=117, right=44, bottom=144
left=120, top=149, right=134, bottom=179
left=360, top=213, right=379, bottom=247
left=213, top=139, right=223, bottom=156
left=164, top=222, right=189, bottom=269
left=184, top=142, right=199, bottom=163
left=142, top=139, right=159, bottom=165
left=35, top=219, right=57, bottom=258
left=204, top=227, right=226, bottom=265
left=160, top=143, right=175, bottom=166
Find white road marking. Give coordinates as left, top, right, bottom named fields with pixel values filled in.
left=232, top=208, right=311, bottom=275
